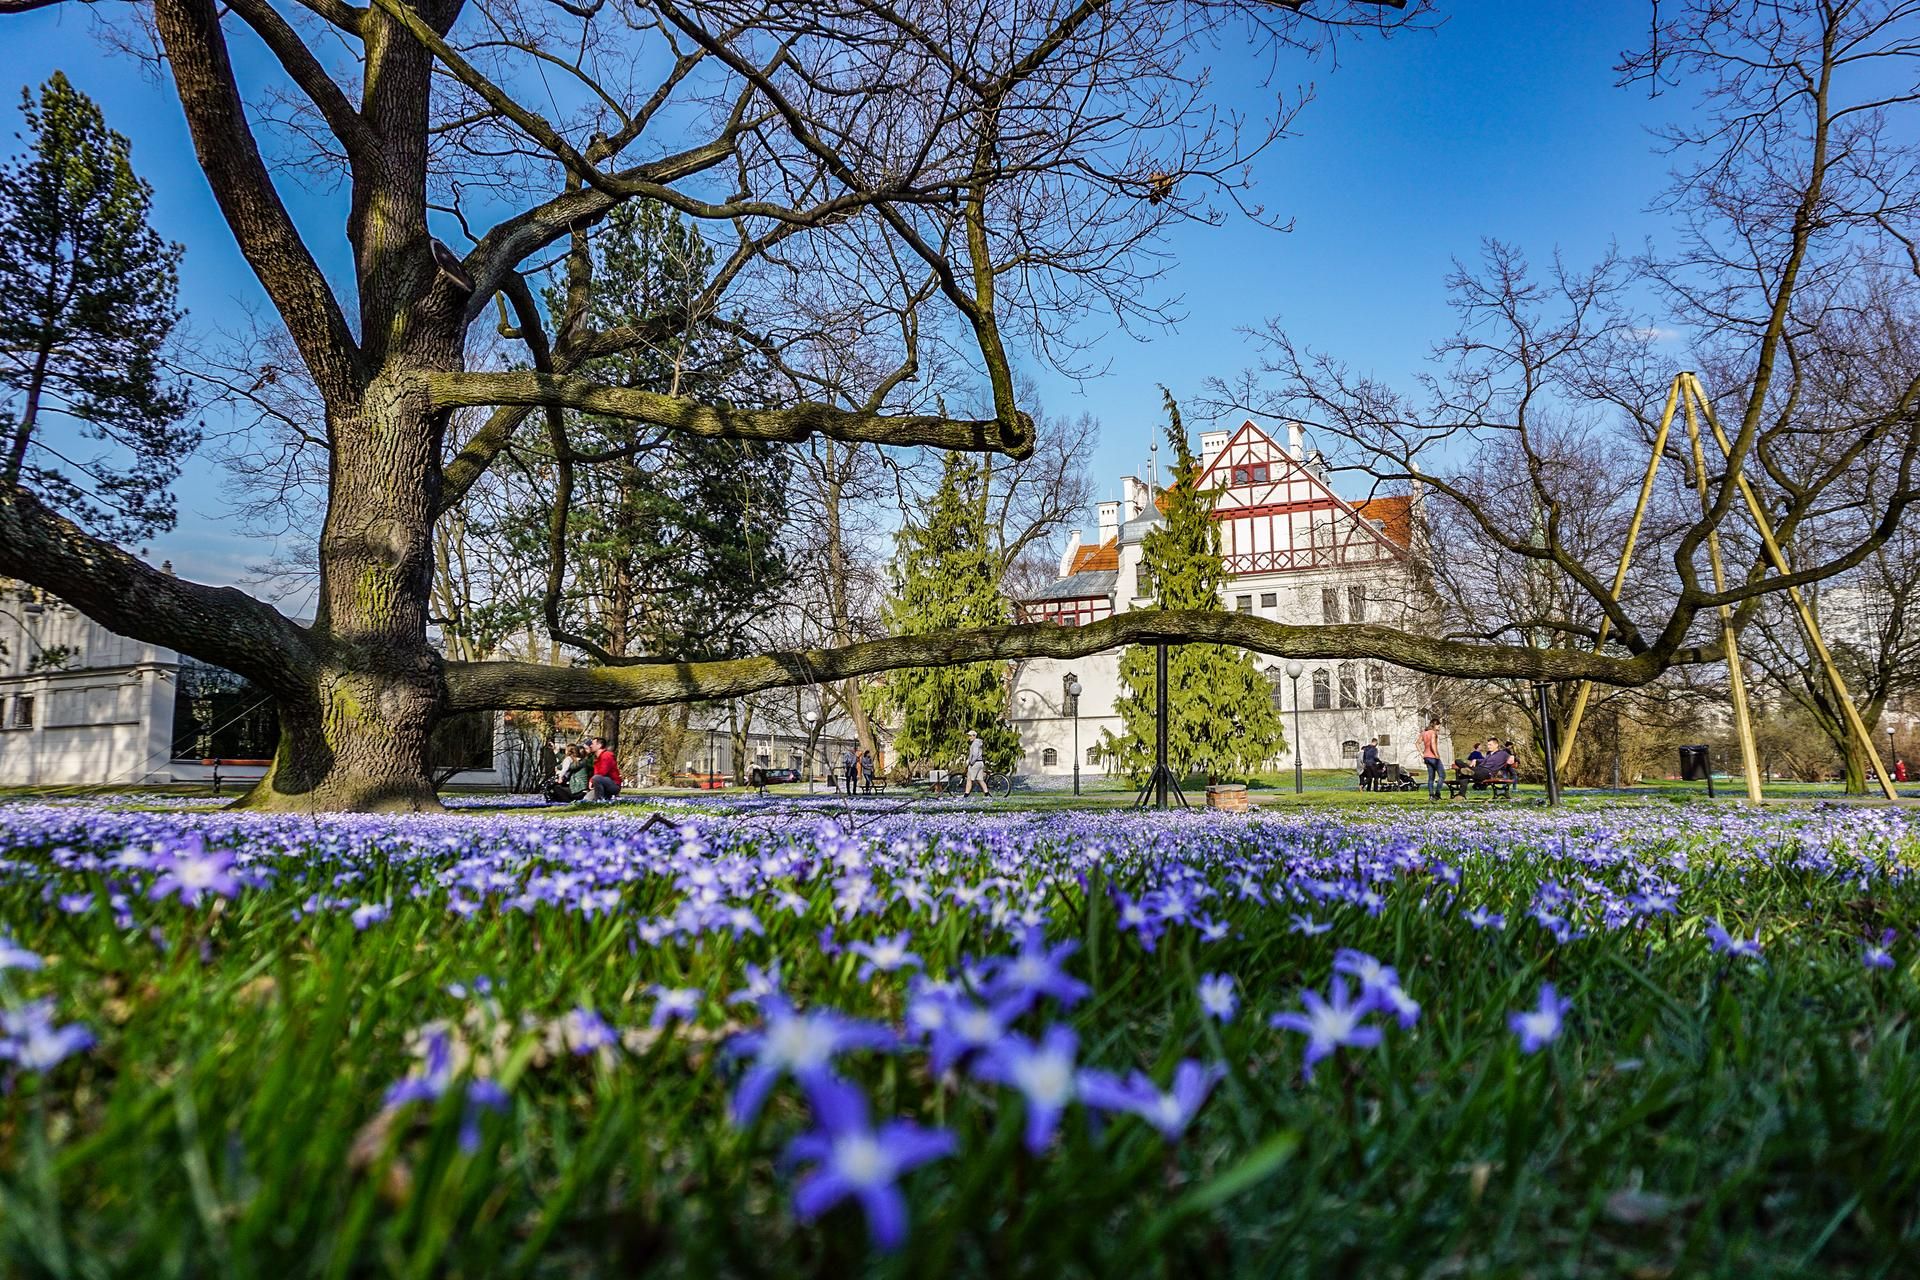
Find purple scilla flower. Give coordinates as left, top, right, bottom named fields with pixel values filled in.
left=1333, top=949, right=1419, bottom=1029
left=564, top=1007, right=619, bottom=1055
left=785, top=1078, right=955, bottom=1252
left=383, top=1028, right=510, bottom=1153
left=728, top=997, right=896, bottom=1127
left=149, top=840, right=239, bottom=907
left=1464, top=905, right=1506, bottom=931
left=973, top=1024, right=1081, bottom=1152
left=1289, top=914, right=1332, bottom=936
left=1197, top=973, right=1239, bottom=1023
left=0, top=937, right=43, bottom=971
left=1705, top=919, right=1764, bottom=960
left=1863, top=928, right=1897, bottom=970
left=1269, top=976, right=1382, bottom=1079
left=351, top=903, right=389, bottom=930
left=649, top=985, right=702, bottom=1027
left=986, top=927, right=1090, bottom=1012
left=926, top=994, right=1024, bottom=1076
left=849, top=932, right=921, bottom=980
left=1508, top=982, right=1572, bottom=1054
left=727, top=961, right=783, bottom=1007
left=0, top=1000, right=94, bottom=1072
left=1078, top=1060, right=1225, bottom=1139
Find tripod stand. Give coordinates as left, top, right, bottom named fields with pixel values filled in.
left=1133, top=642, right=1191, bottom=810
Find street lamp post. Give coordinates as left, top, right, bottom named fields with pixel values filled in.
left=1066, top=677, right=1084, bottom=797
left=1285, top=660, right=1305, bottom=795
left=803, top=711, right=818, bottom=792
left=707, top=726, right=715, bottom=790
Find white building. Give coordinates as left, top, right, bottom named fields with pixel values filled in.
left=1009, top=420, right=1445, bottom=780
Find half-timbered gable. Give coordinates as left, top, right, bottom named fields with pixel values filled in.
left=1201, top=422, right=1404, bottom=576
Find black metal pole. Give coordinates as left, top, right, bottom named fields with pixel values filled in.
left=1155, top=642, right=1169, bottom=810
left=1291, top=675, right=1303, bottom=795
left=1534, top=682, right=1561, bottom=807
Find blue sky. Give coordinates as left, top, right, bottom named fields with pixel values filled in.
left=4, top=3, right=1683, bottom=585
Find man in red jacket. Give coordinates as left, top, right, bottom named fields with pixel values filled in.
left=588, top=736, right=622, bottom=801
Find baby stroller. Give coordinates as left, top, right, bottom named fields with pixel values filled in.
left=1378, top=763, right=1420, bottom=792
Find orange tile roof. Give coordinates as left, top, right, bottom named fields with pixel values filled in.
left=1069, top=537, right=1119, bottom=573
left=1353, top=495, right=1414, bottom=549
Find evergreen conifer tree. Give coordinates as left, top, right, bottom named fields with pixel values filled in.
left=1102, top=393, right=1286, bottom=782
left=871, top=451, right=1021, bottom=770
left=0, top=73, right=193, bottom=543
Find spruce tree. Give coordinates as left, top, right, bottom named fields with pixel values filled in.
left=871, top=451, right=1022, bottom=770
left=1102, top=393, right=1286, bottom=782
left=0, top=73, right=193, bottom=543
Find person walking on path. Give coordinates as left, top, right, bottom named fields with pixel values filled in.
left=964, top=730, right=989, bottom=798
left=841, top=747, right=857, bottom=794
left=859, top=749, right=876, bottom=794
left=1419, top=717, right=1444, bottom=800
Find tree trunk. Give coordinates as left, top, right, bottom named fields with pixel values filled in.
left=237, top=374, right=448, bottom=812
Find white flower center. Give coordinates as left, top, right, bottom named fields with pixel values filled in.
left=768, top=1017, right=835, bottom=1071
left=1014, top=1050, right=1073, bottom=1106
left=179, top=860, right=217, bottom=889
left=1519, top=1010, right=1557, bottom=1041
left=833, top=1133, right=893, bottom=1187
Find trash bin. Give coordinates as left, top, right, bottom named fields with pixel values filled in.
left=1679, top=745, right=1711, bottom=783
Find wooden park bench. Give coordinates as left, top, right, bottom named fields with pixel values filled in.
left=1446, top=768, right=1516, bottom=801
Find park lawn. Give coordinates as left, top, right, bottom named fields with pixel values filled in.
left=0, top=799, right=1916, bottom=1276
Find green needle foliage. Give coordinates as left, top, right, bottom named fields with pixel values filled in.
left=870, top=451, right=1022, bottom=770
left=0, top=72, right=193, bottom=543
left=1103, top=394, right=1285, bottom=783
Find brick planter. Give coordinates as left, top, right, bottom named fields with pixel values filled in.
left=1206, top=783, right=1249, bottom=812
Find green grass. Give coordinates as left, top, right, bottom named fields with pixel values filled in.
left=0, top=801, right=1916, bottom=1276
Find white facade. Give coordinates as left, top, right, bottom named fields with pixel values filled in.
left=0, top=584, right=513, bottom=790
left=1010, top=421, right=1447, bottom=778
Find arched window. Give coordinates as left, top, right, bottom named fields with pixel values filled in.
left=1086, top=745, right=1100, bottom=766
left=1365, top=663, right=1386, bottom=708
left=1062, top=673, right=1080, bottom=714
left=1338, top=662, right=1359, bottom=709
left=1312, top=668, right=1332, bottom=710
left=1341, top=739, right=1360, bottom=760
left=1042, top=748, right=1059, bottom=767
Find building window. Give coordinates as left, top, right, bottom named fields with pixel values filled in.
left=1321, top=588, right=1342, bottom=624
left=1042, top=748, right=1059, bottom=767
left=1312, top=668, right=1331, bottom=710
left=1135, top=565, right=1152, bottom=599
left=1087, top=745, right=1100, bottom=766
left=1365, top=663, right=1386, bottom=708
left=1349, top=585, right=1366, bottom=623
left=7, top=695, right=34, bottom=729
left=1235, top=595, right=1253, bottom=613
left=1341, top=738, right=1360, bottom=760
left=1062, top=672, right=1081, bottom=715
left=1260, top=592, right=1277, bottom=608
left=1338, top=662, right=1359, bottom=709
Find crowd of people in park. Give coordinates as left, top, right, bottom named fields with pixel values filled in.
left=1356, top=718, right=1518, bottom=800
left=542, top=737, right=623, bottom=803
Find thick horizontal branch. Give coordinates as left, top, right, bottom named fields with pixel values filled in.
left=442, top=611, right=1677, bottom=713
left=0, top=486, right=318, bottom=697
left=423, top=371, right=1034, bottom=458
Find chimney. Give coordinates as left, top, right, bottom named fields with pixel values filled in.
left=1287, top=422, right=1305, bottom=461
left=1200, top=430, right=1229, bottom=461
left=1097, top=500, right=1121, bottom=543
left=1059, top=528, right=1083, bottom=577
left=1121, top=475, right=1149, bottom=521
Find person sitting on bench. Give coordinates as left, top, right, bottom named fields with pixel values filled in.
left=1473, top=739, right=1515, bottom=789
